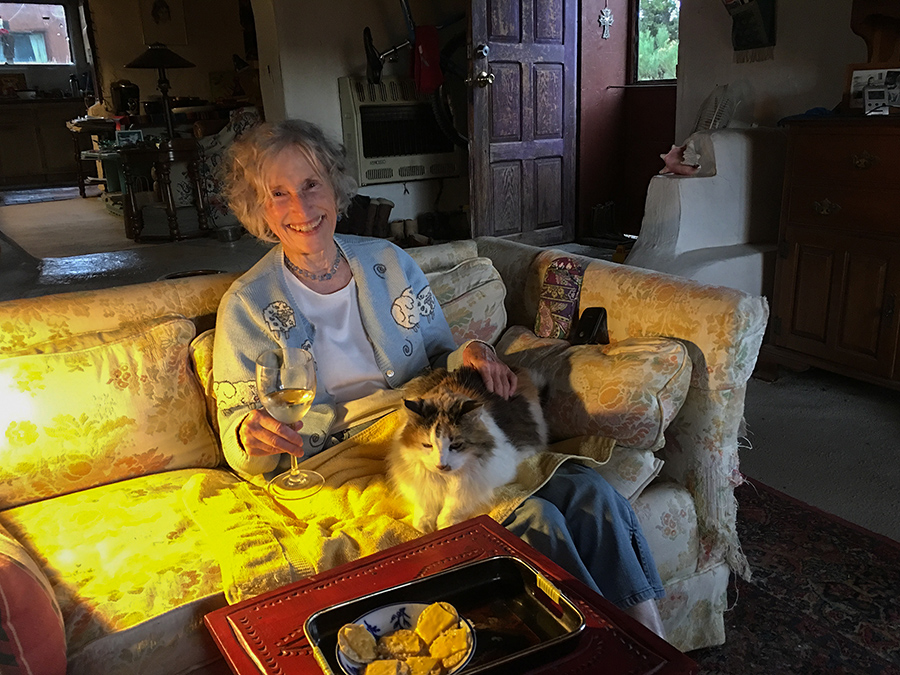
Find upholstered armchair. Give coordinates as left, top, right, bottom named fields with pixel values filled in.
left=476, top=237, right=769, bottom=650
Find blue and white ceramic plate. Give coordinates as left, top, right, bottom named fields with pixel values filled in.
left=336, top=602, right=476, bottom=675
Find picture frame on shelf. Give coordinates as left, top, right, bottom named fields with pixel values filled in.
left=845, top=62, right=900, bottom=111
left=116, top=129, right=145, bottom=146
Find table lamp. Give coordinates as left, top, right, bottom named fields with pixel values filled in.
left=125, top=42, right=195, bottom=141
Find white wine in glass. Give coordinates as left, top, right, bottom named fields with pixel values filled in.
left=255, top=348, right=324, bottom=499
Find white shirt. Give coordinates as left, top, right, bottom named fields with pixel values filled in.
left=283, top=266, right=387, bottom=406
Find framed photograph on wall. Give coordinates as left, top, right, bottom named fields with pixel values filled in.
left=139, top=0, right=187, bottom=46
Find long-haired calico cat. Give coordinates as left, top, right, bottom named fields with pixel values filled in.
left=388, top=366, right=548, bottom=533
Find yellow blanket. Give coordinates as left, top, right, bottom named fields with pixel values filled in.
left=181, top=411, right=615, bottom=604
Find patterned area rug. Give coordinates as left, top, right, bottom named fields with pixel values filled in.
left=689, top=480, right=900, bottom=674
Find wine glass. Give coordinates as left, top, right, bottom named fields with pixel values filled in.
left=255, top=348, right=325, bottom=499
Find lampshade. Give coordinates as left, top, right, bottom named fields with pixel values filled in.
left=125, top=43, right=195, bottom=70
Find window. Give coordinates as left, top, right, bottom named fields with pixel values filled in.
left=0, top=3, right=72, bottom=65
left=635, top=0, right=679, bottom=82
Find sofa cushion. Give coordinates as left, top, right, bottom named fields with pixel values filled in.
left=190, top=328, right=218, bottom=435
left=600, top=446, right=664, bottom=503
left=0, top=315, right=221, bottom=508
left=425, top=257, right=507, bottom=345
left=633, top=481, right=701, bottom=582
left=0, top=468, right=234, bottom=674
left=497, top=327, right=691, bottom=450
left=407, top=239, right=479, bottom=274
left=0, top=524, right=66, bottom=675
left=549, top=437, right=663, bottom=504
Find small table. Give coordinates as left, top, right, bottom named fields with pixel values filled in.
left=119, top=138, right=211, bottom=242
left=204, top=516, right=696, bottom=675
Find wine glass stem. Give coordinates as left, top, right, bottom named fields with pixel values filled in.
left=289, top=454, right=301, bottom=477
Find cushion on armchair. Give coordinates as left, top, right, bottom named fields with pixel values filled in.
left=0, top=315, right=221, bottom=508
left=497, top=326, right=691, bottom=450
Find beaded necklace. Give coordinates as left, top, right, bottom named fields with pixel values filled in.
left=284, top=248, right=342, bottom=282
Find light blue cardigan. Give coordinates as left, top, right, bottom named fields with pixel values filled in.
left=212, top=234, right=468, bottom=479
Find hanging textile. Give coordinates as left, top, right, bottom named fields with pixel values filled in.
left=721, top=0, right=776, bottom=63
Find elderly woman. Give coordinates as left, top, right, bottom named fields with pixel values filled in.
left=212, top=119, right=666, bottom=638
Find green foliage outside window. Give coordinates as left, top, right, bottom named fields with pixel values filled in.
left=637, top=0, right=679, bottom=81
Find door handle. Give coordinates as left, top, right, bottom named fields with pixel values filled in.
left=852, top=151, right=878, bottom=170
left=812, top=198, right=841, bottom=216
left=884, top=293, right=896, bottom=322
left=467, top=70, right=495, bottom=88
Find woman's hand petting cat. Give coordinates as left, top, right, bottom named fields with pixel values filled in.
left=463, top=341, right=517, bottom=399
left=238, top=409, right=305, bottom=457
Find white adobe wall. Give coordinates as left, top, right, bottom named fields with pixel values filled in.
left=675, top=0, right=867, bottom=142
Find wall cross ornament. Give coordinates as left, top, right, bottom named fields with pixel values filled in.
left=599, top=2, right=614, bottom=40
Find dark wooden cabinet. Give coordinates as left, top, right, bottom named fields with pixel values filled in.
left=0, top=100, right=87, bottom=187
left=767, top=118, right=900, bottom=387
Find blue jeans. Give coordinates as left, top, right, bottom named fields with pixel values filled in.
left=503, top=461, right=665, bottom=609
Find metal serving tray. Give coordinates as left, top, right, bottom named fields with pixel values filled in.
left=304, top=555, right=586, bottom=674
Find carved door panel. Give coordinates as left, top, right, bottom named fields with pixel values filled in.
left=469, top=0, right=577, bottom=244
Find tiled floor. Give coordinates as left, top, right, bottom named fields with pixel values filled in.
left=0, top=189, right=277, bottom=301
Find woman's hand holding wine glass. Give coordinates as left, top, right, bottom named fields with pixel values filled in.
left=254, top=348, right=324, bottom=499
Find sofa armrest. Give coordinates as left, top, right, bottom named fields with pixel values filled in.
left=577, top=257, right=769, bottom=391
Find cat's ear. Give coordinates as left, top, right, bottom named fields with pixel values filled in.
left=404, top=399, right=425, bottom=417
left=459, top=399, right=484, bottom=416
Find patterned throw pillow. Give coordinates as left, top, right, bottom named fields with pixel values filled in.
left=534, top=256, right=584, bottom=339
left=497, top=326, right=691, bottom=451
left=0, top=315, right=221, bottom=508
left=0, top=525, right=66, bottom=675
left=425, top=257, right=508, bottom=345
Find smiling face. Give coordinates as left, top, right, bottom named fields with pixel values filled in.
left=262, top=146, right=338, bottom=261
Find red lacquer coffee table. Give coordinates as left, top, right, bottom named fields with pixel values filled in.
left=204, top=515, right=697, bottom=674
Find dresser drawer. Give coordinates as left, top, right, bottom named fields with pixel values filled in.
left=789, top=130, right=900, bottom=188
left=785, top=183, right=900, bottom=235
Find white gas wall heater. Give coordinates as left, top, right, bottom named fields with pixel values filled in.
left=338, top=75, right=464, bottom=187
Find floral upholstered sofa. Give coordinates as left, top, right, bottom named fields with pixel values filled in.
left=0, top=237, right=768, bottom=674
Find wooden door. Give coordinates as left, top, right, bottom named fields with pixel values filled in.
left=469, top=0, right=577, bottom=244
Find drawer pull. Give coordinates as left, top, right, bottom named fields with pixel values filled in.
left=884, top=293, right=895, bottom=322
left=813, top=199, right=841, bottom=216
left=851, top=151, right=878, bottom=170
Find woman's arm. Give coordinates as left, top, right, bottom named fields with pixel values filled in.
left=213, top=278, right=337, bottom=477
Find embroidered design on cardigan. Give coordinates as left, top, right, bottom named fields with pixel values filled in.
left=263, top=301, right=296, bottom=339
left=214, top=379, right=259, bottom=415
left=390, top=285, right=435, bottom=332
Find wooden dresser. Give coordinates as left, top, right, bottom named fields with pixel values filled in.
left=767, top=118, right=900, bottom=388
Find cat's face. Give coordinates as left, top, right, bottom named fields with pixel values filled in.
left=402, top=395, right=488, bottom=474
